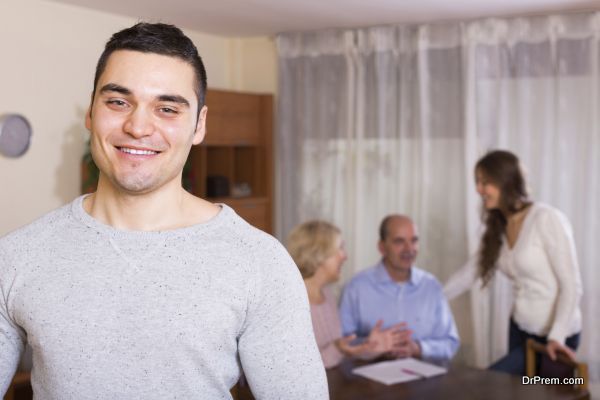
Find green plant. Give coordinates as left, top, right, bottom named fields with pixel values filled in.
left=81, top=142, right=99, bottom=194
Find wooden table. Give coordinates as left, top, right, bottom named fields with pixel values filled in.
left=327, top=359, right=590, bottom=400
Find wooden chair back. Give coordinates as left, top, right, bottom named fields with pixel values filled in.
left=5, top=371, right=31, bottom=400
left=525, top=338, right=588, bottom=391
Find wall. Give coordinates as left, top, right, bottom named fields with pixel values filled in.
left=0, top=0, right=276, bottom=236
left=229, top=37, right=278, bottom=93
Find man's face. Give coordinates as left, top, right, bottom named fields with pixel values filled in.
left=86, top=50, right=207, bottom=195
left=378, top=218, right=419, bottom=275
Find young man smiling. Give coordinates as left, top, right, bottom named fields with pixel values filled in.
left=0, top=23, right=327, bottom=399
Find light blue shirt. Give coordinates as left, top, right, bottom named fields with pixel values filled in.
left=339, top=261, right=460, bottom=360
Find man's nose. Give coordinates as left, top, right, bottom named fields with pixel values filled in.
left=402, top=242, right=415, bottom=253
left=123, top=107, right=155, bottom=138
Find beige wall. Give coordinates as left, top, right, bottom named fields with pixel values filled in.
left=0, top=0, right=276, bottom=236
left=228, top=37, right=278, bottom=93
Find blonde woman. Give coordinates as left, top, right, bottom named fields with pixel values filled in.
left=287, top=221, right=407, bottom=369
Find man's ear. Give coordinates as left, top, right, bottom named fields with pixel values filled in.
left=85, top=107, right=92, bottom=131
left=377, top=241, right=385, bottom=256
left=192, top=105, right=208, bottom=145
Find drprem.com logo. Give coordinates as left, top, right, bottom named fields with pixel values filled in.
left=522, top=376, right=585, bottom=386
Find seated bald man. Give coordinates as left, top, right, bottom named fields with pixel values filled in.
left=339, top=215, right=460, bottom=361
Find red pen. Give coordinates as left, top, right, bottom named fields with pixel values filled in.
left=401, top=368, right=426, bottom=379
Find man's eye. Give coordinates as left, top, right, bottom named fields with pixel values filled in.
left=159, top=107, right=178, bottom=114
left=106, top=100, right=127, bottom=107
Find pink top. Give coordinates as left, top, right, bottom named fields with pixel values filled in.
left=310, top=287, right=344, bottom=369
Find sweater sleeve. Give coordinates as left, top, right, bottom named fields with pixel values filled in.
left=443, top=254, right=479, bottom=301
left=539, top=209, right=583, bottom=345
left=318, top=342, right=344, bottom=369
left=237, top=238, right=328, bottom=400
left=310, top=290, right=344, bottom=369
left=0, top=245, right=26, bottom=396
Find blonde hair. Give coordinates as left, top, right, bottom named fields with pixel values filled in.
left=286, top=220, right=341, bottom=279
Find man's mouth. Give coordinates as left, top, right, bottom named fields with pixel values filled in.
left=118, top=146, right=160, bottom=156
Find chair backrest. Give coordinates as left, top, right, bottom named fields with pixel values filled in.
left=5, top=371, right=31, bottom=400
left=525, top=338, right=588, bottom=391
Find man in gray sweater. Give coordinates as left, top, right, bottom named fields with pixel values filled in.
left=0, top=23, right=328, bottom=399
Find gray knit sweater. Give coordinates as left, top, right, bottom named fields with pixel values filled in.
left=0, top=196, right=328, bottom=399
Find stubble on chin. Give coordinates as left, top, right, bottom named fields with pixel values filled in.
left=112, top=171, right=158, bottom=194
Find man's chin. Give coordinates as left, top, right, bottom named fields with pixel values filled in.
left=399, top=259, right=415, bottom=268
left=389, top=263, right=412, bottom=272
left=111, top=176, right=160, bottom=195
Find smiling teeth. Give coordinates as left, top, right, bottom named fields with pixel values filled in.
left=120, top=147, right=158, bottom=155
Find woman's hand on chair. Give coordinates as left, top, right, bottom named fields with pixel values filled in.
left=546, top=339, right=576, bottom=362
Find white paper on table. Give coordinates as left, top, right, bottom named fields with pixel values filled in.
left=352, top=358, right=447, bottom=385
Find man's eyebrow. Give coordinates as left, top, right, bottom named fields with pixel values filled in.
left=99, top=83, right=131, bottom=95
left=158, top=94, right=190, bottom=107
left=98, top=84, right=190, bottom=108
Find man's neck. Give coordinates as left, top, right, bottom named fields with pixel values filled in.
left=83, top=178, right=219, bottom=231
left=383, top=261, right=411, bottom=283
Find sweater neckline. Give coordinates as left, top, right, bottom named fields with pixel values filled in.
left=504, top=202, right=539, bottom=253
left=70, top=194, right=228, bottom=239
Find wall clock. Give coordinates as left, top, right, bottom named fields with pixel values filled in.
left=0, top=114, right=32, bottom=158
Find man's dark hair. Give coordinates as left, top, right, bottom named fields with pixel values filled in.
left=92, top=22, right=207, bottom=116
left=379, top=215, right=394, bottom=242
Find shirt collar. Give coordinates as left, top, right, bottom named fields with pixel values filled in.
left=374, top=260, right=422, bottom=287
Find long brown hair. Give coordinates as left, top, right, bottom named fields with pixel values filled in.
left=476, top=150, right=530, bottom=286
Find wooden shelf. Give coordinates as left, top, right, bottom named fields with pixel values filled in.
left=202, top=90, right=262, bottom=146
left=187, top=89, right=274, bottom=233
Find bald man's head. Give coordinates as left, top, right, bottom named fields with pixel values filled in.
left=379, top=215, right=414, bottom=241
left=378, top=215, right=419, bottom=281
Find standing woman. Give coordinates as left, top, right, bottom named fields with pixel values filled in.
left=444, top=150, right=583, bottom=375
left=287, top=221, right=405, bottom=369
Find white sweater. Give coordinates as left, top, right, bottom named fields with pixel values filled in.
left=444, top=203, right=582, bottom=345
left=0, top=196, right=328, bottom=399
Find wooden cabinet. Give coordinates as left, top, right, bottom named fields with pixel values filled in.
left=187, top=89, right=274, bottom=233
left=202, top=90, right=262, bottom=146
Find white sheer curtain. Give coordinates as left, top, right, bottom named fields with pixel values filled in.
left=465, top=14, right=600, bottom=378
left=276, top=12, right=600, bottom=381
